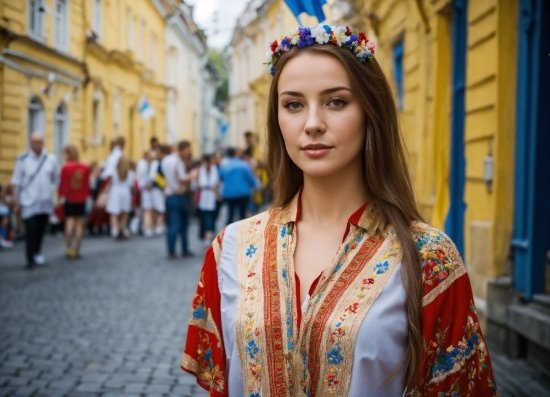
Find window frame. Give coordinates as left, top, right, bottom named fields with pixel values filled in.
left=54, top=0, right=70, bottom=52
left=92, top=0, right=103, bottom=40
left=28, top=0, right=46, bottom=40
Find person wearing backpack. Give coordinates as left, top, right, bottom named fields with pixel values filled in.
left=11, top=131, right=59, bottom=269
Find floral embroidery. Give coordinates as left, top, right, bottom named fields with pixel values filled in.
left=194, top=332, right=225, bottom=392
left=246, top=244, right=258, bottom=257
left=373, top=260, right=389, bottom=274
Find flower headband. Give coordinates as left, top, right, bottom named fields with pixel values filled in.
left=265, top=24, right=376, bottom=76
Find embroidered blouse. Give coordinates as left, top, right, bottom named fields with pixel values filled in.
left=181, top=194, right=498, bottom=397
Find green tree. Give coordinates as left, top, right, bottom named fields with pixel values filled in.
left=208, top=49, right=229, bottom=104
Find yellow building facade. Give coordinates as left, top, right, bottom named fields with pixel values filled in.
left=331, top=0, right=518, bottom=326
left=0, top=0, right=170, bottom=185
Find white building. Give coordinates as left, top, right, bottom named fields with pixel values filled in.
left=165, top=1, right=209, bottom=154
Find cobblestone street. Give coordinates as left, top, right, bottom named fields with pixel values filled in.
left=0, top=224, right=208, bottom=397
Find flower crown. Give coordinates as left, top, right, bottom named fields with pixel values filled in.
left=265, top=24, right=376, bottom=76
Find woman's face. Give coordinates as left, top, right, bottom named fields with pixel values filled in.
left=277, top=53, right=365, bottom=179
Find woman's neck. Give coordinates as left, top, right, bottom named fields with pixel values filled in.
left=300, top=166, right=367, bottom=228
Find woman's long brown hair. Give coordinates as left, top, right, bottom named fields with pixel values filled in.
left=265, top=45, right=424, bottom=389
left=117, top=154, right=130, bottom=180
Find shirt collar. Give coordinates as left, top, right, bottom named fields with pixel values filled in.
left=271, top=190, right=383, bottom=235
left=31, top=149, right=45, bottom=159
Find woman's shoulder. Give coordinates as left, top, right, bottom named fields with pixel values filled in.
left=216, top=209, right=279, bottom=249
left=411, top=222, right=468, bottom=300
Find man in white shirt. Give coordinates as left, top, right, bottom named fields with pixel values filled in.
left=11, top=131, right=59, bottom=269
left=162, top=141, right=193, bottom=258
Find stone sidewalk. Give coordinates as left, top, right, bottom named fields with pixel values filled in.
left=0, top=225, right=209, bottom=397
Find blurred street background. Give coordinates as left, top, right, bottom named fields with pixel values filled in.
left=0, top=0, right=549, bottom=396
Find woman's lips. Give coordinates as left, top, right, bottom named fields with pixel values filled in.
left=302, top=145, right=333, bottom=158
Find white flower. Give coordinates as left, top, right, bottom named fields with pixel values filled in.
left=289, top=28, right=300, bottom=45
left=332, top=26, right=349, bottom=46
left=265, top=51, right=273, bottom=61
left=311, top=24, right=330, bottom=44
left=355, top=47, right=366, bottom=58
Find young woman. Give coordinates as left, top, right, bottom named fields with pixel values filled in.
left=181, top=25, right=497, bottom=397
left=58, top=144, right=90, bottom=258
left=105, top=153, right=134, bottom=239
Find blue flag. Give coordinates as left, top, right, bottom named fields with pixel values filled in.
left=284, top=0, right=327, bottom=23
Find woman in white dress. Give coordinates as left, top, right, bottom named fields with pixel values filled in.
left=106, top=154, right=134, bottom=239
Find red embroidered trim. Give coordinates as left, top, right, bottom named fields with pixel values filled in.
left=307, top=236, right=383, bottom=397
left=262, top=223, right=289, bottom=395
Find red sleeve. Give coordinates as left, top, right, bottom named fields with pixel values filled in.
left=181, top=232, right=227, bottom=396
left=411, top=229, right=498, bottom=396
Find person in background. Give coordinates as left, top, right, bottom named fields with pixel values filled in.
left=149, top=147, right=168, bottom=235
left=197, top=154, right=219, bottom=247
left=162, top=142, right=193, bottom=258
left=11, top=131, right=59, bottom=269
left=0, top=185, right=14, bottom=248
left=219, top=147, right=258, bottom=225
left=101, top=136, right=124, bottom=181
left=105, top=153, right=134, bottom=239
left=136, top=150, right=156, bottom=236
left=243, top=131, right=257, bottom=159
left=150, top=136, right=161, bottom=157
left=128, top=160, right=141, bottom=235
left=58, top=144, right=90, bottom=259
left=88, top=162, right=110, bottom=235
left=212, top=153, right=224, bottom=226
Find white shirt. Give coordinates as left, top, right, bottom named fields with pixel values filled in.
left=161, top=153, right=186, bottom=196
left=136, top=159, right=151, bottom=189
left=11, top=150, right=59, bottom=219
left=197, top=164, right=219, bottom=211
left=101, top=146, right=122, bottom=179
left=218, top=223, right=407, bottom=397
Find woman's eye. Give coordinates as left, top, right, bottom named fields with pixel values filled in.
left=284, top=101, right=303, bottom=110
left=328, top=98, right=347, bottom=108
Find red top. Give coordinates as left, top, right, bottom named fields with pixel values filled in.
left=59, top=161, right=91, bottom=203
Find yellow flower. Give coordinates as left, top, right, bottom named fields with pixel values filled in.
left=433, top=265, right=440, bottom=272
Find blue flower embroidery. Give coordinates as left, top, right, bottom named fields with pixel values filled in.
left=327, top=344, right=344, bottom=365
left=246, top=244, right=258, bottom=258
left=280, top=226, right=287, bottom=238
left=374, top=261, right=389, bottom=274
left=204, top=349, right=212, bottom=362
left=251, top=393, right=261, bottom=397
left=192, top=305, right=205, bottom=320
left=246, top=340, right=259, bottom=359
left=332, top=263, right=343, bottom=274
left=282, top=268, right=287, bottom=279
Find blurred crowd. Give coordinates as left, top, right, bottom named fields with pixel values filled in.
left=0, top=132, right=271, bottom=268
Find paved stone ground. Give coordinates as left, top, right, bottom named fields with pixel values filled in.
left=0, top=222, right=209, bottom=397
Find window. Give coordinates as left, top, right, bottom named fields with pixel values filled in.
left=92, top=89, right=103, bottom=143
left=92, top=0, right=102, bottom=39
left=150, top=35, right=156, bottom=72
left=28, top=0, right=45, bottom=38
left=127, top=10, right=133, bottom=50
left=137, top=19, right=145, bottom=61
left=28, top=97, right=45, bottom=140
left=393, top=42, right=404, bottom=110
left=54, top=104, right=69, bottom=163
left=54, top=0, right=69, bottom=51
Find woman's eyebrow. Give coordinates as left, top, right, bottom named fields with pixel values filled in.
left=279, top=86, right=352, bottom=98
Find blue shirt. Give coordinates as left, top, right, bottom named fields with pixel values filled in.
left=219, top=158, right=257, bottom=199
